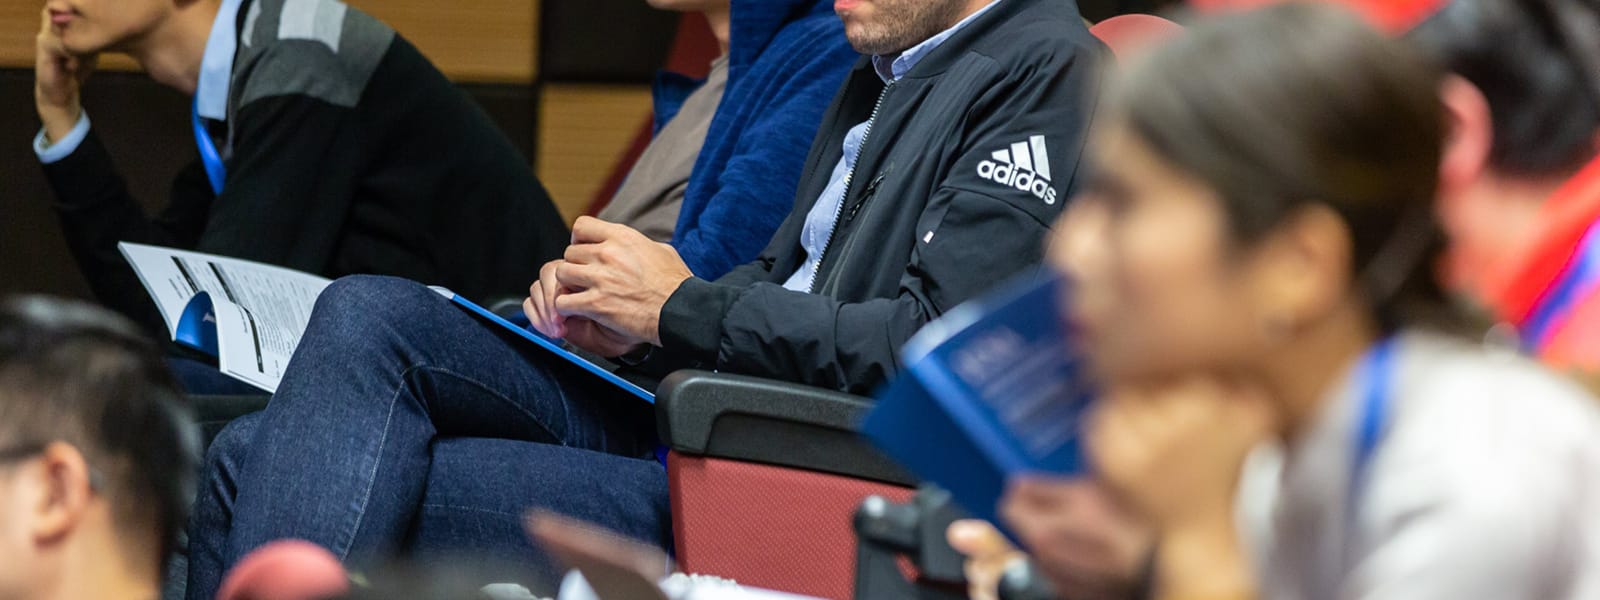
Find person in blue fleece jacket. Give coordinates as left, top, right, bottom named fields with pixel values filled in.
left=671, top=0, right=860, bottom=278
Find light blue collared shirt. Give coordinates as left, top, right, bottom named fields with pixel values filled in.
left=780, top=0, right=1002, bottom=292
left=35, top=0, right=243, bottom=163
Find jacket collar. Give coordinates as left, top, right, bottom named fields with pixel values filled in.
left=871, top=0, right=1001, bottom=83
left=892, top=0, right=1062, bottom=79
left=729, top=0, right=836, bottom=69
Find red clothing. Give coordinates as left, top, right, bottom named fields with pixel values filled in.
left=1480, top=157, right=1600, bottom=371
left=1543, top=291, right=1600, bottom=369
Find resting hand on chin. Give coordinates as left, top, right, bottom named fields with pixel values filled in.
left=1086, top=375, right=1277, bottom=600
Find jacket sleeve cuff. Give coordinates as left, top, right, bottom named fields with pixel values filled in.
left=657, top=276, right=743, bottom=365
left=34, top=112, right=91, bottom=164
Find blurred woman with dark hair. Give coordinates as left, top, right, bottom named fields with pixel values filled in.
left=958, top=3, right=1600, bottom=599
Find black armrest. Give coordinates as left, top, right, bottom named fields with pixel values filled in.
left=655, top=370, right=915, bottom=486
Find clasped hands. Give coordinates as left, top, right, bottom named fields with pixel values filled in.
left=523, top=216, right=694, bottom=358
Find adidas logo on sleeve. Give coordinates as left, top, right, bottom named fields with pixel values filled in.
left=976, top=135, right=1059, bottom=205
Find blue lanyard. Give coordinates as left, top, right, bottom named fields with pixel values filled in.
left=1349, top=337, right=1398, bottom=512
left=1345, top=337, right=1397, bottom=563
left=192, top=98, right=226, bottom=195
left=1352, top=337, right=1397, bottom=477
left=1521, top=221, right=1600, bottom=352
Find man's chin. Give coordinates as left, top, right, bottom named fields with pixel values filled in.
left=843, top=30, right=903, bottom=57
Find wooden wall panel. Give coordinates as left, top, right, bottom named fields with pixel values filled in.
left=536, top=84, right=654, bottom=223
left=351, top=0, right=536, bottom=82
left=0, top=0, right=537, bottom=82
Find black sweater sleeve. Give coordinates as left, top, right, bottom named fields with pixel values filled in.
left=41, top=129, right=215, bottom=333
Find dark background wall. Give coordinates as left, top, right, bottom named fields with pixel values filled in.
left=0, top=0, right=679, bottom=301
left=0, top=0, right=1168, bottom=303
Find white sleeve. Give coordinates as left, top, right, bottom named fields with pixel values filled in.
left=1341, top=372, right=1598, bottom=600
left=33, top=111, right=91, bottom=164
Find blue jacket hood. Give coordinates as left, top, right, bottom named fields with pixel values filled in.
left=731, top=0, right=839, bottom=66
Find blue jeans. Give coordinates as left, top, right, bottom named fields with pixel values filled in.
left=186, top=276, right=670, bottom=599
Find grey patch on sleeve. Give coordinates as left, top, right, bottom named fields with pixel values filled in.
left=277, top=0, right=346, bottom=51
left=231, top=0, right=395, bottom=109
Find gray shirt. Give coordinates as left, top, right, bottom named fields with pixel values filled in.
left=598, top=56, right=730, bottom=242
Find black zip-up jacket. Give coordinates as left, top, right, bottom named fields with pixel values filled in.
left=648, top=0, right=1105, bottom=394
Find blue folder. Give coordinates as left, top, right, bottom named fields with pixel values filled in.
left=433, top=288, right=655, bottom=403
left=861, top=271, right=1093, bottom=533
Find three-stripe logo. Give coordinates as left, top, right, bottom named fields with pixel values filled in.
left=976, top=135, right=1059, bottom=205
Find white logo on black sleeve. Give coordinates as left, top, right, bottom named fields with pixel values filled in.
left=976, top=135, right=1059, bottom=205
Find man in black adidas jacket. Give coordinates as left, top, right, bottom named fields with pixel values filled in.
left=536, top=0, right=1106, bottom=392
left=188, top=0, right=1105, bottom=587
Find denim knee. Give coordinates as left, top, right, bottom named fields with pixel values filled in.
left=204, top=411, right=261, bottom=474
left=305, top=275, right=445, bottom=346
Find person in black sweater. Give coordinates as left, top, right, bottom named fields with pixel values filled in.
left=32, top=0, right=569, bottom=334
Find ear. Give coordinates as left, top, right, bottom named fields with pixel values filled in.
left=1436, top=76, right=1494, bottom=205
left=1248, top=205, right=1354, bottom=333
left=28, top=442, right=94, bottom=547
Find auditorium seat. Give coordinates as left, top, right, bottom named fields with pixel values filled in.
left=655, top=370, right=916, bottom=600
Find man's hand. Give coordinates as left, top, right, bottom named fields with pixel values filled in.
left=563, top=316, right=647, bottom=359
left=525, top=260, right=571, bottom=339
left=35, top=6, right=96, bottom=143
left=999, top=479, right=1152, bottom=600
left=552, top=216, right=694, bottom=348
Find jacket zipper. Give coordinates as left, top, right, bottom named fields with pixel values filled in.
left=808, top=81, right=894, bottom=294
left=846, top=173, right=886, bottom=223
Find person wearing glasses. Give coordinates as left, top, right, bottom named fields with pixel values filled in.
left=0, top=296, right=200, bottom=600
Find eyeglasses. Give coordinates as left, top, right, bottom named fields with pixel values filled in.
left=0, top=441, right=106, bottom=491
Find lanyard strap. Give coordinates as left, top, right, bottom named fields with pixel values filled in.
left=192, top=98, right=227, bottom=196
left=1345, top=336, right=1398, bottom=566
left=1522, top=220, right=1600, bottom=352
left=1352, top=337, right=1397, bottom=476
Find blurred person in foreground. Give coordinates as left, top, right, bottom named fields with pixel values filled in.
left=956, top=3, right=1600, bottom=599
left=957, top=0, right=1600, bottom=596
left=0, top=296, right=200, bottom=600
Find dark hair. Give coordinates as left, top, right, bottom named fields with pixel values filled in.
left=1110, top=2, right=1448, bottom=331
left=0, top=296, right=199, bottom=566
left=1410, top=0, right=1600, bottom=177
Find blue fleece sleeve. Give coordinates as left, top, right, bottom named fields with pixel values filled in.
left=671, top=38, right=858, bottom=280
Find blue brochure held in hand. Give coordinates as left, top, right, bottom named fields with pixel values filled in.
left=861, top=271, right=1094, bottom=533
left=432, top=287, right=655, bottom=403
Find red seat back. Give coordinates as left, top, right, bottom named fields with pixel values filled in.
left=667, top=452, right=915, bottom=600
left=1089, top=14, right=1183, bottom=61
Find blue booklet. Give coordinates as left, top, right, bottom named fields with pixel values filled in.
left=860, top=271, right=1093, bottom=532
left=431, top=287, right=656, bottom=403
